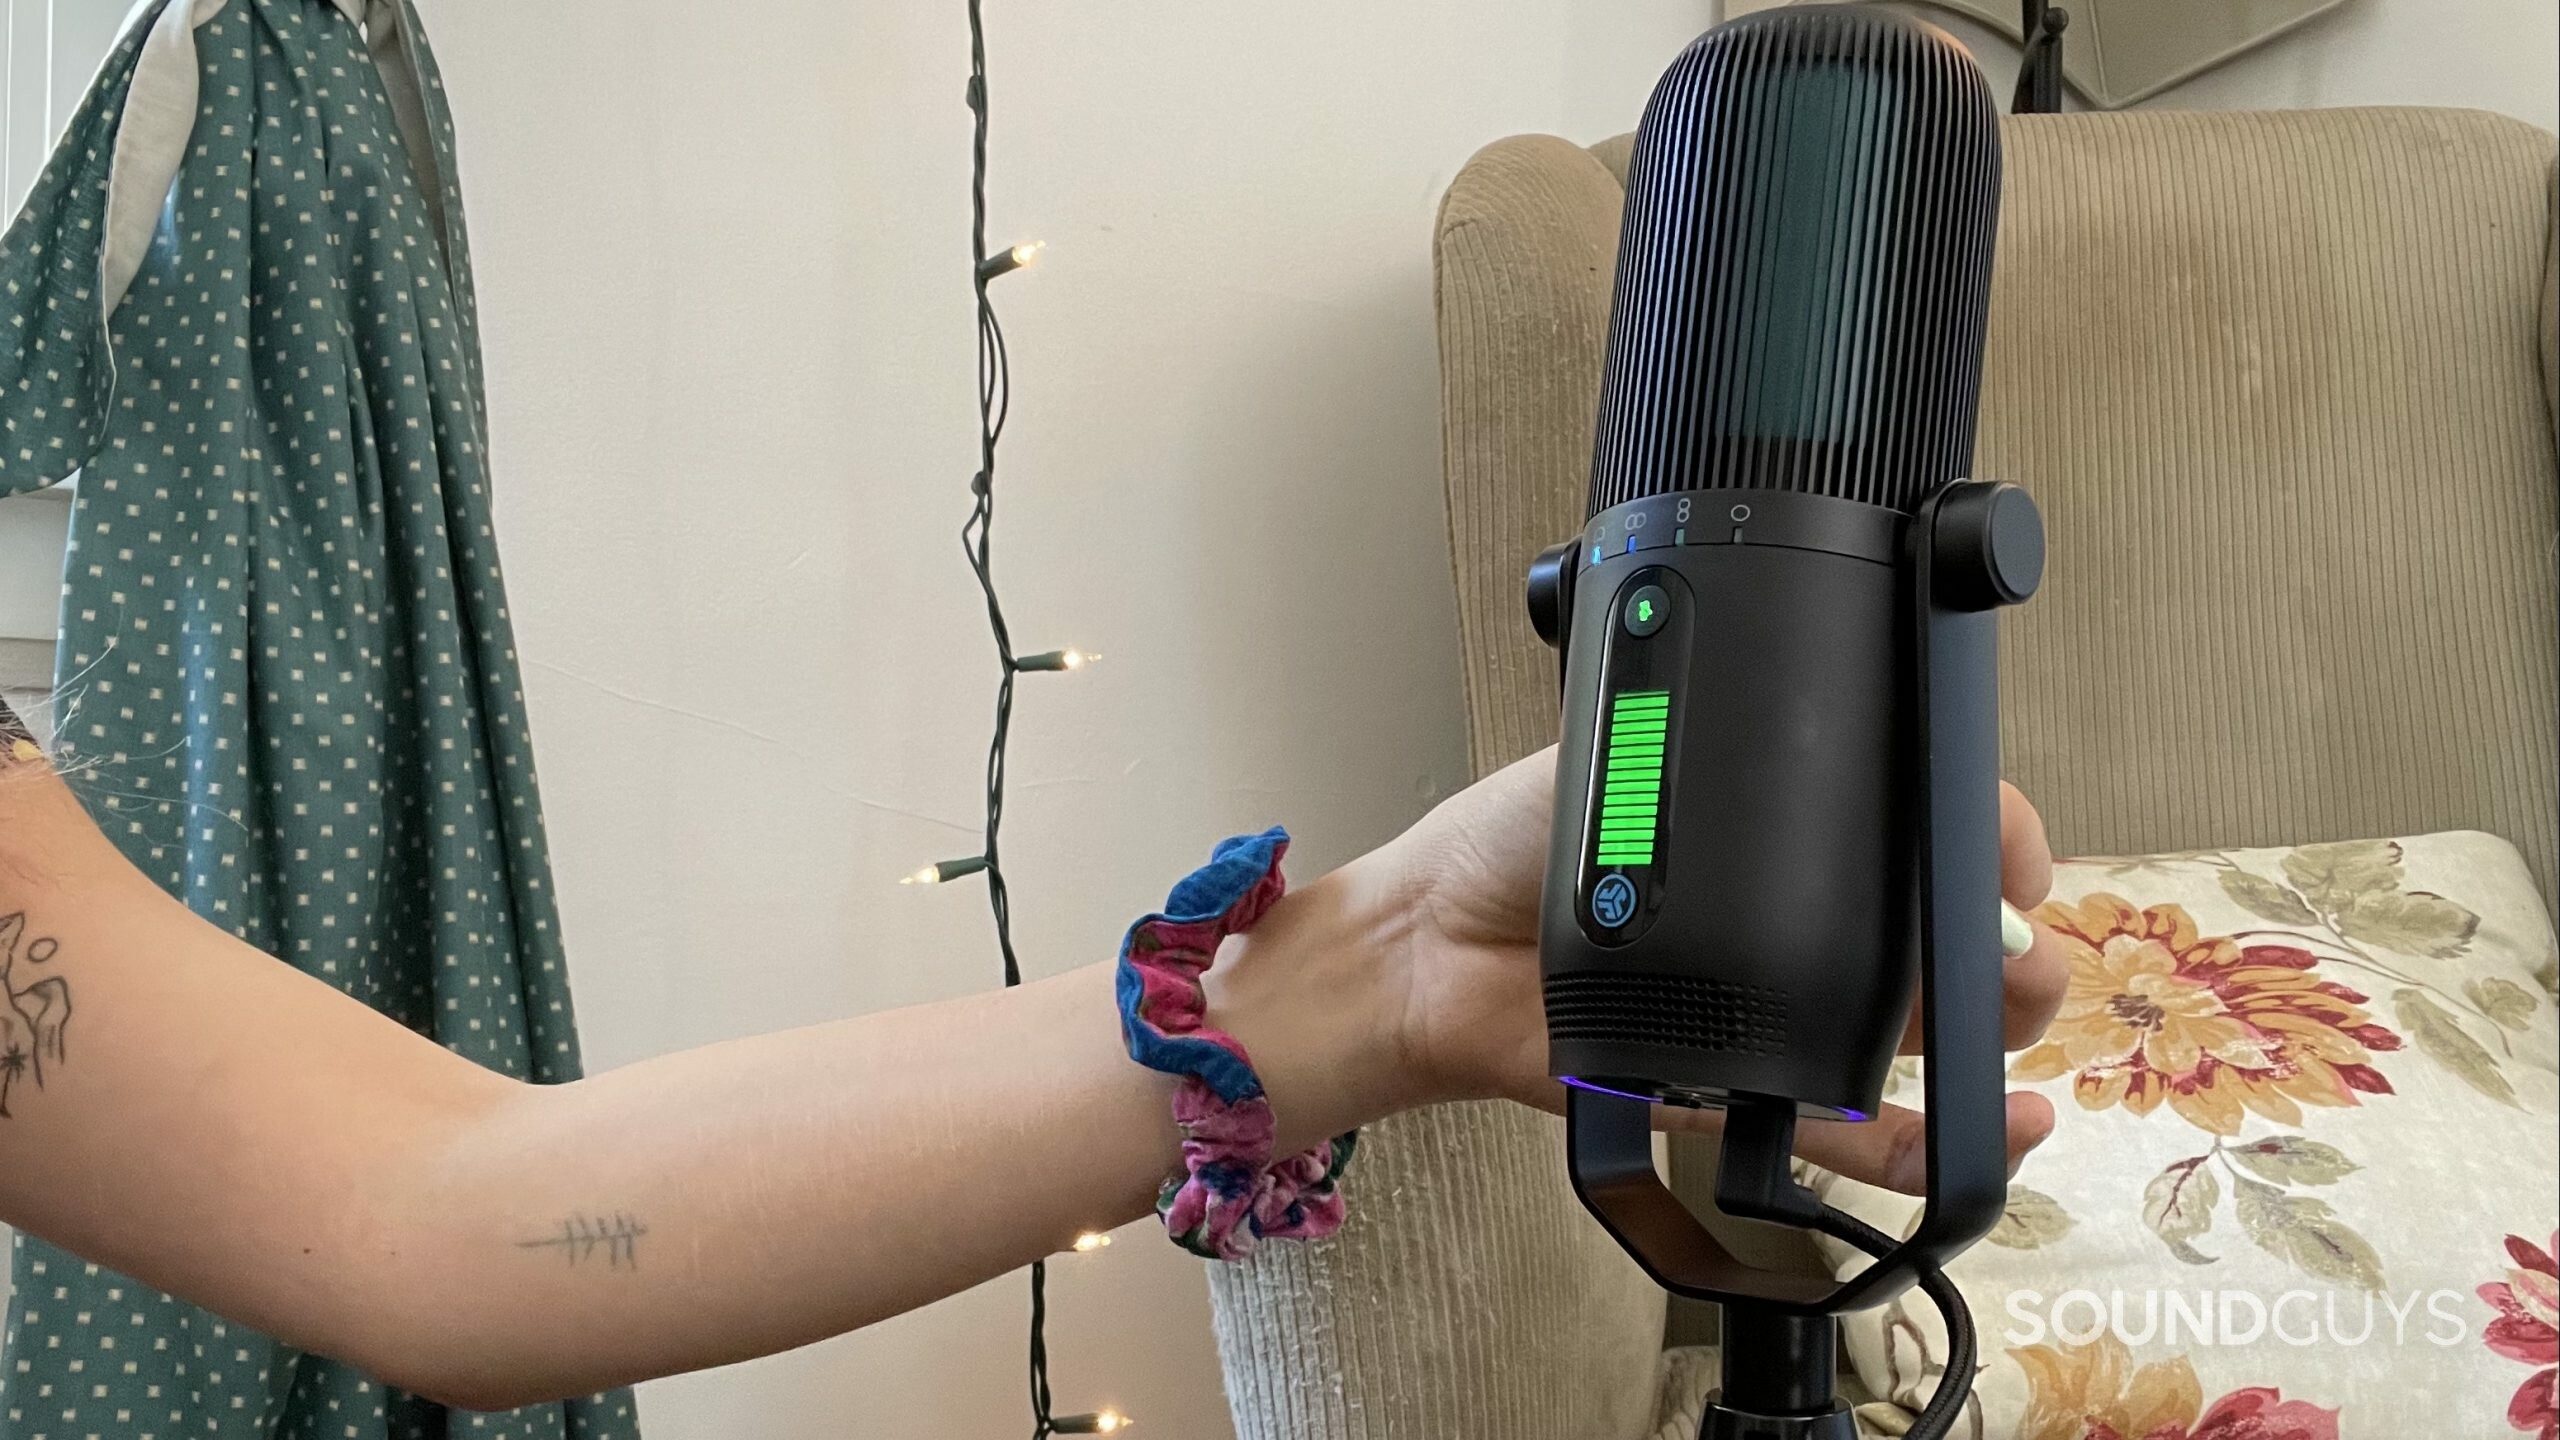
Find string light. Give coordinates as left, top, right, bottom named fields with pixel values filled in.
left=977, top=239, right=1046, bottom=282
left=958, top=6, right=1105, bottom=1437
left=1069, top=1231, right=1112, bottom=1254
left=899, top=856, right=990, bottom=886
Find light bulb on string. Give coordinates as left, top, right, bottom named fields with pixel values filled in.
left=1053, top=1410, right=1133, bottom=1435
left=977, top=239, right=1046, bottom=283
left=1069, top=1231, right=1111, bottom=1254
left=1016, top=648, right=1098, bottom=673
left=898, top=856, right=990, bottom=887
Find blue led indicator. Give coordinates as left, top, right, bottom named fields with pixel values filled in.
left=1625, top=535, right=1638, bottom=555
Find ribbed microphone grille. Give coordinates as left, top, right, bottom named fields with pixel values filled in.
left=1587, top=6, right=2002, bottom=518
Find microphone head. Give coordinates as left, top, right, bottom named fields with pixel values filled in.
left=1588, top=5, right=2002, bottom=519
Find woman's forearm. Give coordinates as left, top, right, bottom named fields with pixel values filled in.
left=393, top=964, right=1186, bottom=1407
left=0, top=750, right=1414, bottom=1410
left=390, top=870, right=1406, bottom=1408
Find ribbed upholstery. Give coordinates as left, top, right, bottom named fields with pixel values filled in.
left=2544, top=157, right=2558, bottom=423
left=1591, top=133, right=1635, bottom=188
left=1204, top=134, right=1671, bottom=1440
left=1206, top=1103, right=1667, bottom=1440
left=1433, top=135, right=1623, bottom=779
left=1987, top=109, right=2558, bottom=901
left=1207, top=108, right=2560, bottom=1440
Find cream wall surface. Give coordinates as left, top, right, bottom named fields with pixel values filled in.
left=1866, top=0, right=2560, bottom=131
left=414, top=3, right=1711, bottom=1437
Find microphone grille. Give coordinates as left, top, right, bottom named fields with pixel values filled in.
left=1587, top=7, right=2002, bottom=518
left=1544, top=973, right=1790, bottom=1058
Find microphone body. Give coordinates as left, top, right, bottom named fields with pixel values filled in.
left=1542, top=493, right=1913, bottom=1121
left=1536, top=7, right=2005, bottom=1127
left=1526, top=20, right=2044, bottom=1431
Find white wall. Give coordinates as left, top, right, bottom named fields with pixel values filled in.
left=0, top=488, right=66, bottom=652
left=2168, top=0, right=2556, bottom=132
left=1, top=0, right=129, bottom=210
left=0, top=0, right=122, bottom=650
left=1884, top=0, right=2559, bottom=131
left=416, top=4, right=1713, bottom=1437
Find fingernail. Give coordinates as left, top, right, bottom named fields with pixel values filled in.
left=2001, top=900, right=2035, bottom=958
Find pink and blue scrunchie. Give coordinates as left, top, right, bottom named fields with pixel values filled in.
left=1115, top=827, right=1359, bottom=1261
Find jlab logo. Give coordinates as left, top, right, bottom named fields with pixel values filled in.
left=1591, top=874, right=1639, bottom=929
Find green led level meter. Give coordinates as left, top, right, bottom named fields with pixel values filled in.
left=1595, top=689, right=1670, bottom=866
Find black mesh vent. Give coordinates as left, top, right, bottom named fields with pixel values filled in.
left=1545, top=973, right=1789, bottom=1057
left=1587, top=6, right=2002, bottom=517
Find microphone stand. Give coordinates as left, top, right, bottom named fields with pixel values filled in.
left=1717, top=1306, right=1850, bottom=1437
left=1535, top=481, right=2045, bottom=1440
left=2012, top=0, right=2070, bottom=114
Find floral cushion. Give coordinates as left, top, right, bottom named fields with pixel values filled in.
left=1808, top=830, right=2560, bottom=1440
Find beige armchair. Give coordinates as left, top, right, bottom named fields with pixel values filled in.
left=1209, top=106, right=2559, bottom=1439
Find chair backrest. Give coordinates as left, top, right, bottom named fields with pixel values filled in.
left=1437, top=106, right=2560, bottom=908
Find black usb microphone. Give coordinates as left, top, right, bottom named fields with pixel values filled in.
left=1524, top=9, right=2045, bottom=1437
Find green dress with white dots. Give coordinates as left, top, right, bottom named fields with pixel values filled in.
left=0, top=2, right=638, bottom=1436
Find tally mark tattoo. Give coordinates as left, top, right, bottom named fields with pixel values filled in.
left=0, top=913, right=71, bottom=1119
left=516, top=1213, right=648, bottom=1271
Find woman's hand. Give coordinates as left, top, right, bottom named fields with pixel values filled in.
left=1353, top=745, right=2071, bottom=1195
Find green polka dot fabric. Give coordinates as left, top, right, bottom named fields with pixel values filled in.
left=0, top=2, right=638, bottom=1436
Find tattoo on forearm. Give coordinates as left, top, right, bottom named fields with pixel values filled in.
left=0, top=913, right=71, bottom=1119
left=517, top=1213, right=648, bottom=1271
left=0, top=694, right=39, bottom=767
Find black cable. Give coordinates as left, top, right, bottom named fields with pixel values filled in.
left=961, top=2, right=1052, bottom=1434
left=1027, top=1255, right=1054, bottom=1428
left=1813, top=1207, right=1976, bottom=1440
left=1711, top=1100, right=1975, bottom=1436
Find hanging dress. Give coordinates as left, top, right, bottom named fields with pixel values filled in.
left=0, top=2, right=638, bottom=1436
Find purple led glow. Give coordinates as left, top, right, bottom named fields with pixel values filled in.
left=1560, top=1076, right=1660, bottom=1105
left=1563, top=1079, right=1873, bottom=1124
